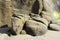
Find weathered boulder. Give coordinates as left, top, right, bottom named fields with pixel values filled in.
left=25, top=20, right=47, bottom=36
left=20, top=30, right=27, bottom=34
left=50, top=24, right=60, bottom=31
left=42, top=11, right=52, bottom=22
left=12, top=0, right=43, bottom=14
left=43, top=0, right=60, bottom=31
left=30, top=14, right=49, bottom=26
left=12, top=9, right=30, bottom=35
left=9, top=0, right=43, bottom=35
left=12, top=17, right=25, bottom=35
left=43, top=0, right=54, bottom=12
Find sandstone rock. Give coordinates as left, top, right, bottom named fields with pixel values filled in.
left=12, top=0, right=35, bottom=15
left=3, top=0, right=13, bottom=28
left=12, top=9, right=30, bottom=35
left=43, top=0, right=54, bottom=12
left=42, top=11, right=52, bottom=22
left=12, top=0, right=43, bottom=15
left=11, top=0, right=43, bottom=35
left=0, top=0, right=13, bottom=27
left=31, top=14, right=49, bottom=26
left=12, top=17, right=25, bottom=35
left=52, top=19, right=60, bottom=25
left=25, top=20, right=47, bottom=36
left=50, top=24, right=60, bottom=31
left=43, top=0, right=60, bottom=21
left=20, top=30, right=27, bottom=35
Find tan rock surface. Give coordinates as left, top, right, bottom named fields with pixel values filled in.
left=26, top=20, right=47, bottom=36
left=50, top=24, right=60, bottom=31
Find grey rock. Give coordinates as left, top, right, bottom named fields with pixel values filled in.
left=12, top=9, right=30, bottom=35
left=50, top=24, right=60, bottom=31
left=20, top=30, right=27, bottom=35
left=52, top=20, right=60, bottom=25
left=31, top=14, right=49, bottom=26
left=42, top=11, right=52, bottom=22
left=25, top=20, right=47, bottom=36
left=43, top=0, right=54, bottom=12
left=38, top=0, right=43, bottom=14
left=12, top=17, right=25, bottom=35
left=11, top=0, right=43, bottom=35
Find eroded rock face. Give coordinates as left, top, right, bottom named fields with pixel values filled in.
left=12, top=0, right=43, bottom=14
left=43, top=0, right=60, bottom=31
left=30, top=15, right=49, bottom=26
left=50, top=24, right=60, bottom=31
left=12, top=15, right=26, bottom=35
left=0, top=0, right=13, bottom=27
left=25, top=20, right=47, bottom=36
left=43, top=0, right=60, bottom=21
left=1, top=0, right=60, bottom=36
left=12, top=0, right=44, bottom=35
left=42, top=11, right=52, bottom=22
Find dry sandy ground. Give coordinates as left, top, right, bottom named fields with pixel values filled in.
left=8, top=30, right=60, bottom=40
left=0, top=30, right=60, bottom=40
left=41, top=30, right=60, bottom=40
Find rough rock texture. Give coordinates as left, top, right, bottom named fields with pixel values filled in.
left=12, top=16, right=25, bottom=35
left=0, top=0, right=60, bottom=40
left=50, top=24, right=60, bottom=31
left=0, top=0, right=13, bottom=27
left=43, top=0, right=60, bottom=31
left=12, top=9, right=30, bottom=35
left=12, top=0, right=45, bottom=35
left=31, top=15, right=49, bottom=26
left=42, top=11, right=52, bottom=22
left=25, top=20, right=47, bottom=36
